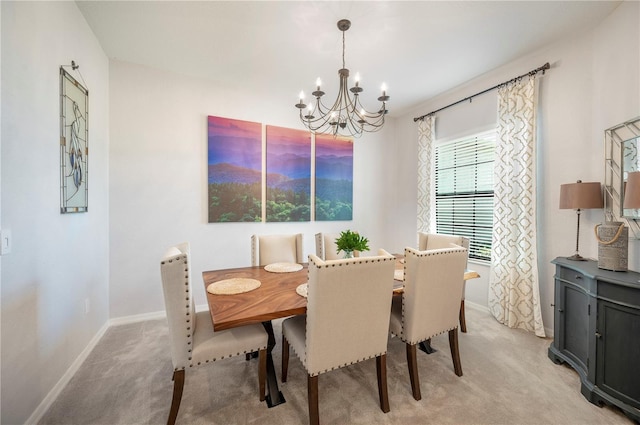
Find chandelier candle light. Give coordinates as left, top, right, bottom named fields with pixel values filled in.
left=295, top=19, right=389, bottom=138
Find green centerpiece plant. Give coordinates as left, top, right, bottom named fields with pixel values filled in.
left=335, top=230, right=369, bottom=258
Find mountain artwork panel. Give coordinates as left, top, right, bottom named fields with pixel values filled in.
left=315, top=134, right=353, bottom=221
left=265, top=126, right=311, bottom=222
left=208, top=116, right=262, bottom=222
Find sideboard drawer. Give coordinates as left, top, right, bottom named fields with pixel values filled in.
left=599, top=281, right=640, bottom=308
left=558, top=267, right=593, bottom=291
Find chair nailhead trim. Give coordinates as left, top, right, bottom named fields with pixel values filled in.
left=312, top=255, right=394, bottom=269
left=169, top=250, right=270, bottom=369
left=188, top=345, right=268, bottom=367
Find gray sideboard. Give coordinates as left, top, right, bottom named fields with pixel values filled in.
left=549, top=257, right=640, bottom=422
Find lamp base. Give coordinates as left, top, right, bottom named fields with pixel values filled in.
left=567, top=254, right=588, bottom=261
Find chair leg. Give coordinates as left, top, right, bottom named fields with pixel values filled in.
left=308, top=374, right=320, bottom=425
left=167, top=369, right=185, bottom=425
left=459, top=300, right=467, bottom=333
left=406, top=343, right=421, bottom=401
left=376, top=354, right=390, bottom=413
left=281, top=335, right=289, bottom=382
left=258, top=348, right=267, bottom=401
left=449, top=328, right=463, bottom=377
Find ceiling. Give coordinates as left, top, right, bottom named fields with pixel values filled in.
left=76, top=1, right=620, bottom=117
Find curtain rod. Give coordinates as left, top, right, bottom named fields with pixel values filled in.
left=413, top=62, right=550, bottom=122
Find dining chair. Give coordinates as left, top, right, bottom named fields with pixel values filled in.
left=160, top=243, right=268, bottom=425
left=314, top=232, right=341, bottom=260
left=390, top=246, right=467, bottom=401
left=281, top=250, right=396, bottom=425
left=418, top=232, right=471, bottom=332
left=251, top=233, right=304, bottom=266
left=315, top=232, right=362, bottom=260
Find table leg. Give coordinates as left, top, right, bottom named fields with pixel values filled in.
left=262, top=321, right=286, bottom=407
left=418, top=338, right=437, bottom=354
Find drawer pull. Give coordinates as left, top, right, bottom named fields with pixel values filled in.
left=595, top=332, right=602, bottom=339
left=575, top=275, right=582, bottom=280
left=558, top=308, right=564, bottom=313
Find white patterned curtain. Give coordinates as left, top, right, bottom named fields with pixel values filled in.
left=488, top=76, right=545, bottom=337
left=417, top=115, right=435, bottom=234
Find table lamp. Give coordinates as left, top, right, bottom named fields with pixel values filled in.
left=623, top=171, right=640, bottom=280
left=623, top=171, right=640, bottom=211
left=559, top=180, right=604, bottom=261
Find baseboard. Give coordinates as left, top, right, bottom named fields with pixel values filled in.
left=108, top=309, right=166, bottom=326
left=25, top=306, right=182, bottom=424
left=107, top=304, right=208, bottom=327
left=465, top=300, right=554, bottom=338
left=25, top=304, right=211, bottom=422
left=25, top=320, right=110, bottom=425
left=465, top=299, right=489, bottom=314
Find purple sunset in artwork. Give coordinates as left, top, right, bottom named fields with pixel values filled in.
left=266, top=126, right=311, bottom=222
left=315, top=134, right=353, bottom=221
left=208, top=116, right=262, bottom=183
left=207, top=116, right=262, bottom=222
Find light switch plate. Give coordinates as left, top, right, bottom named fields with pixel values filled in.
left=1, top=229, right=12, bottom=255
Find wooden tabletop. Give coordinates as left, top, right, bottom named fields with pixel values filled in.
left=203, top=260, right=480, bottom=332
left=203, top=265, right=308, bottom=331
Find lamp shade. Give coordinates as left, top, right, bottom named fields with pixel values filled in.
left=559, top=181, right=604, bottom=209
left=623, top=171, right=640, bottom=209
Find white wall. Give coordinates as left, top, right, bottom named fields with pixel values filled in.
left=108, top=60, right=397, bottom=318
left=0, top=2, right=110, bottom=423
left=393, top=1, right=639, bottom=335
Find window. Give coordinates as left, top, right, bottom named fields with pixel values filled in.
left=435, top=131, right=495, bottom=261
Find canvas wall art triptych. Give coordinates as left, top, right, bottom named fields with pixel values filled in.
left=207, top=116, right=353, bottom=223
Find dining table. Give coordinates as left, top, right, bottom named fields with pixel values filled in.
left=203, top=257, right=479, bottom=408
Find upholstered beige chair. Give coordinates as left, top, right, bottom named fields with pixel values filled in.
left=418, top=232, right=471, bottom=332
left=281, top=250, right=396, bottom=425
left=251, top=233, right=304, bottom=266
left=315, top=232, right=362, bottom=260
left=390, top=246, right=467, bottom=401
left=314, top=232, right=341, bottom=260
left=160, top=243, right=268, bottom=425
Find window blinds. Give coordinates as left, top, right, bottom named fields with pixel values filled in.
left=435, top=131, right=496, bottom=261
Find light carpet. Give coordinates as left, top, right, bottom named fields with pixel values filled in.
left=39, top=307, right=634, bottom=424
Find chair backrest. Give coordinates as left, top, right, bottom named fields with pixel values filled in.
left=305, top=250, right=396, bottom=376
left=400, top=246, right=467, bottom=344
left=314, top=232, right=342, bottom=260
left=418, top=232, right=470, bottom=252
left=160, top=242, right=195, bottom=370
left=418, top=232, right=470, bottom=300
left=251, top=233, right=304, bottom=266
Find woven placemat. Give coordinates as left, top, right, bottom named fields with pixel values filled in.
left=207, top=278, right=261, bottom=295
left=394, top=269, right=404, bottom=281
left=264, top=262, right=303, bottom=273
left=295, top=283, right=308, bottom=298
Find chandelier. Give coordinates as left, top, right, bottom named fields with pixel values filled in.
left=295, top=19, right=389, bottom=138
